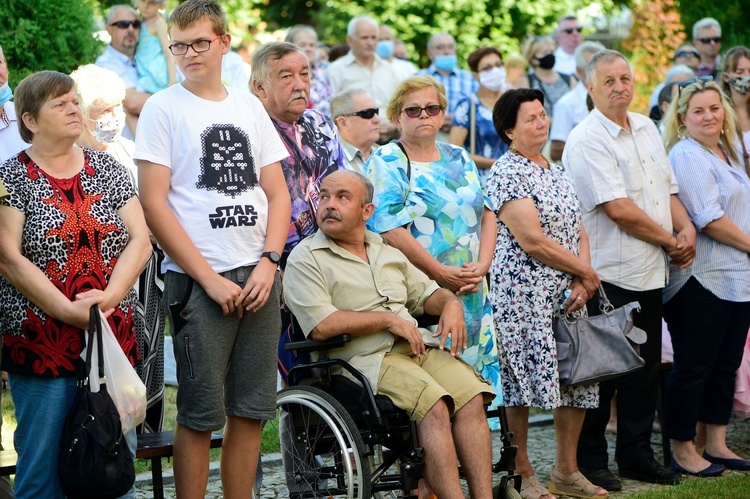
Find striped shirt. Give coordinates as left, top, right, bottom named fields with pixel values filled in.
left=664, top=137, right=750, bottom=302
left=417, top=64, right=479, bottom=115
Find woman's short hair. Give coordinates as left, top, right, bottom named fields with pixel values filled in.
left=720, top=46, right=750, bottom=96
left=386, top=76, right=448, bottom=122
left=467, top=47, right=503, bottom=73
left=492, top=88, right=545, bottom=145
left=168, top=0, right=226, bottom=37
left=522, top=36, right=555, bottom=67
left=70, top=65, right=126, bottom=120
left=662, top=79, right=740, bottom=165
left=285, top=25, right=317, bottom=45
left=14, top=71, right=75, bottom=143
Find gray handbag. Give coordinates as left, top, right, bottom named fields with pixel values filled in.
left=553, top=285, right=648, bottom=386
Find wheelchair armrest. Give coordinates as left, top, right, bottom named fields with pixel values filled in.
left=283, top=334, right=351, bottom=353
left=416, top=314, right=440, bottom=328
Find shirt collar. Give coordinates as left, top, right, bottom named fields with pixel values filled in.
left=591, top=107, right=648, bottom=138
left=425, top=63, right=459, bottom=77
left=309, top=228, right=385, bottom=259
left=340, top=137, right=375, bottom=162
left=105, top=44, right=136, bottom=67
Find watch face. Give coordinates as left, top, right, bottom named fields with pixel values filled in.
left=264, top=251, right=281, bottom=264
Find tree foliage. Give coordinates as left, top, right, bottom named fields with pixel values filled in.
left=621, top=0, right=685, bottom=114
left=240, top=0, right=619, bottom=68
left=1, top=0, right=104, bottom=88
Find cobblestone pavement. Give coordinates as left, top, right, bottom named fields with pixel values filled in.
left=136, top=415, right=750, bottom=498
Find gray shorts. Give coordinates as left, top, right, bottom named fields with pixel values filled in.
left=164, top=266, right=281, bottom=432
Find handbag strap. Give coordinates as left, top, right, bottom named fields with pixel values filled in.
left=83, top=305, right=105, bottom=383
left=469, top=97, right=476, bottom=156
left=392, top=140, right=411, bottom=181
left=596, top=285, right=614, bottom=313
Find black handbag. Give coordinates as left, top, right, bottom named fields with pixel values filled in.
left=553, top=285, right=648, bottom=386
left=58, top=305, right=135, bottom=498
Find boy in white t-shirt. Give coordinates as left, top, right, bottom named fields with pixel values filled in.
left=133, top=0, right=291, bottom=496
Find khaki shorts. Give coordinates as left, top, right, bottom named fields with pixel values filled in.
left=377, top=340, right=495, bottom=423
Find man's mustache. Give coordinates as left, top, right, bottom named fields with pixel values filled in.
left=320, top=210, right=341, bottom=221
left=289, top=91, right=307, bottom=103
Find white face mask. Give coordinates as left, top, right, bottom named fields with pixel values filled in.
left=479, top=66, right=507, bottom=92
left=92, top=112, right=125, bottom=143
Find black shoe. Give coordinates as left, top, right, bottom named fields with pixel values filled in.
left=578, top=467, right=622, bottom=492
left=618, top=457, right=682, bottom=485
left=703, top=451, right=750, bottom=471
left=670, top=457, right=725, bottom=477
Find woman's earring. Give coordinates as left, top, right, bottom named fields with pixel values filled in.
left=678, top=125, right=688, bottom=140
left=510, top=140, right=516, bottom=154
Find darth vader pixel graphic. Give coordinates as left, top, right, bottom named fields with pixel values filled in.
left=196, top=124, right=258, bottom=197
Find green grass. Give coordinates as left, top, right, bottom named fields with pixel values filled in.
left=623, top=473, right=750, bottom=498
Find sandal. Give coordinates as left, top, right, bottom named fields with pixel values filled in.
left=520, top=475, right=555, bottom=499
left=548, top=466, right=608, bottom=498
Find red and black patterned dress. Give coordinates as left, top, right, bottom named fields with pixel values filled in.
left=0, top=149, right=138, bottom=377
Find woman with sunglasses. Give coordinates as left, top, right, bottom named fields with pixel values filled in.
left=661, top=76, right=750, bottom=476
left=449, top=47, right=509, bottom=186
left=486, top=88, right=604, bottom=499
left=365, top=75, right=502, bottom=436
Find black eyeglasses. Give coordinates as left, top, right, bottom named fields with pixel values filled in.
left=697, top=37, right=721, bottom=45
left=675, top=50, right=700, bottom=59
left=677, top=75, right=713, bottom=96
left=402, top=105, right=443, bottom=118
left=343, top=108, right=379, bottom=119
left=562, top=27, right=583, bottom=34
left=168, top=35, right=223, bottom=56
left=110, top=20, right=141, bottom=30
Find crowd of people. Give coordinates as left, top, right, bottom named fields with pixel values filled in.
left=0, top=1, right=749, bottom=498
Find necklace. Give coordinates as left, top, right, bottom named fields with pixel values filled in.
left=513, top=148, right=550, bottom=169
left=403, top=142, right=439, bottom=162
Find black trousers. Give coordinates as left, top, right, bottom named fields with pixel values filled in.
left=577, top=282, right=663, bottom=469
left=663, top=276, right=750, bottom=441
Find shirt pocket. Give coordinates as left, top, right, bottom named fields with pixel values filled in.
left=618, top=158, right=644, bottom=201
left=651, top=149, right=673, bottom=183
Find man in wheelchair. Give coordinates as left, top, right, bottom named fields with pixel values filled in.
left=284, top=170, right=496, bottom=498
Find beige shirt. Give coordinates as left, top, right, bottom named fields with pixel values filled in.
left=283, top=229, right=440, bottom=390
left=340, top=138, right=377, bottom=174
left=326, top=52, right=400, bottom=120
left=563, top=108, right=678, bottom=291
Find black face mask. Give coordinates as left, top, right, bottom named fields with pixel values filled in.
left=537, top=53, right=556, bottom=70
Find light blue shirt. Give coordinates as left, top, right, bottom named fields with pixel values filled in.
left=664, top=137, right=750, bottom=302
left=95, top=45, right=139, bottom=89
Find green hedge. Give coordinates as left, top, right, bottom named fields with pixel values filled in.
left=0, top=0, right=104, bottom=88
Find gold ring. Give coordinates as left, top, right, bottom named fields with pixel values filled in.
left=576, top=296, right=583, bottom=301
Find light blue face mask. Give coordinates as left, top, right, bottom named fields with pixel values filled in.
left=0, top=83, right=12, bottom=106
left=376, top=40, right=394, bottom=59
left=434, top=54, right=457, bottom=72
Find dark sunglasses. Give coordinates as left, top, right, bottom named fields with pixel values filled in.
left=675, top=50, right=700, bottom=59
left=343, top=108, right=379, bottom=119
left=562, top=27, right=583, bottom=34
left=677, top=75, right=713, bottom=96
left=109, top=20, right=141, bottom=29
left=697, top=37, right=721, bottom=45
left=402, top=105, right=443, bottom=118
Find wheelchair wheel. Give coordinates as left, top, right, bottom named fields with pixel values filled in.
left=260, top=385, right=371, bottom=499
left=493, top=482, right=522, bottom=499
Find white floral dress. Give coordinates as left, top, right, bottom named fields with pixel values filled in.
left=486, top=151, right=598, bottom=409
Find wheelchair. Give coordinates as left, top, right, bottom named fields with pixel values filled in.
left=257, top=317, right=522, bottom=499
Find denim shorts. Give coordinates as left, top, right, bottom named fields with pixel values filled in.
left=164, top=266, right=281, bottom=431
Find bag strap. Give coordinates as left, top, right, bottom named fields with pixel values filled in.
left=392, top=140, right=411, bottom=181
left=83, top=305, right=105, bottom=384
left=596, top=285, right=614, bottom=313
left=470, top=97, right=476, bottom=156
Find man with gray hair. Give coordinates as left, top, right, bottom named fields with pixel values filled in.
left=553, top=14, right=584, bottom=76
left=326, top=16, right=399, bottom=136
left=692, top=17, right=722, bottom=80
left=416, top=32, right=478, bottom=131
left=549, top=40, right=605, bottom=161
left=563, top=49, right=695, bottom=491
left=330, top=90, right=381, bottom=173
left=647, top=64, right=695, bottom=123
left=95, top=4, right=151, bottom=138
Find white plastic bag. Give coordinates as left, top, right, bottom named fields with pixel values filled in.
left=86, top=311, right=147, bottom=434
